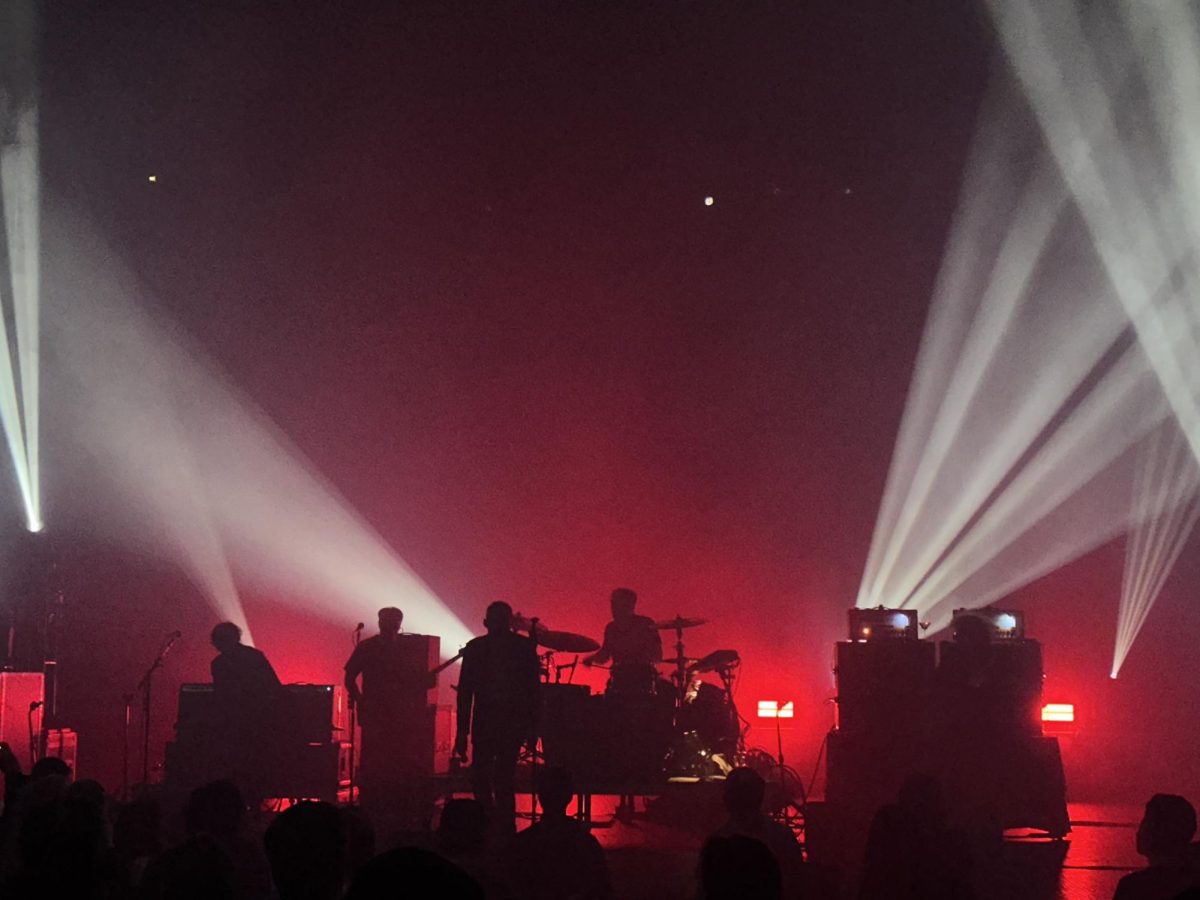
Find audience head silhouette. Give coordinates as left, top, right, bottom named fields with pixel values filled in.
left=185, top=779, right=245, bottom=839
left=346, top=847, right=483, bottom=900
left=1137, top=793, right=1197, bottom=860
left=30, top=755, right=71, bottom=781
left=535, top=765, right=575, bottom=816
left=723, top=767, right=766, bottom=818
left=436, top=798, right=488, bottom=856
left=263, top=800, right=347, bottom=900
left=699, top=834, right=782, bottom=900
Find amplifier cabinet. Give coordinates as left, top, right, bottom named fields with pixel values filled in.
left=834, top=640, right=936, bottom=735
left=176, top=683, right=340, bottom=744
left=0, top=671, right=44, bottom=767
left=43, top=728, right=78, bottom=779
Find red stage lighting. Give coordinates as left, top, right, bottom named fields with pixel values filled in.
left=757, top=700, right=794, bottom=719
left=1041, top=703, right=1074, bottom=722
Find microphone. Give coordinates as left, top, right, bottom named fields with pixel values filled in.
left=159, top=631, right=182, bottom=659
left=355, top=622, right=365, bottom=632
left=29, top=700, right=43, bottom=711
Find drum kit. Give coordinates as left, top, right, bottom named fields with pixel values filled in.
left=513, top=611, right=742, bottom=780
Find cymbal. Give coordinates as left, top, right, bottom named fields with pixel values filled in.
left=656, top=616, right=708, bottom=630
left=533, top=629, right=600, bottom=654
left=660, top=655, right=700, bottom=668
left=691, top=649, right=740, bottom=673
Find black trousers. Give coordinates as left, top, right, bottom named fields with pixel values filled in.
left=471, top=730, right=524, bottom=830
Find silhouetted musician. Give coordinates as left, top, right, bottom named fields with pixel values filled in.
left=583, top=587, right=662, bottom=694
left=209, top=621, right=282, bottom=800
left=454, top=601, right=541, bottom=831
left=343, top=607, right=434, bottom=805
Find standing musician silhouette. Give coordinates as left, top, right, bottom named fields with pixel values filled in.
left=453, top=601, right=540, bottom=832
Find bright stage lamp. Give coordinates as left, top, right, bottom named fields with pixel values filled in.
left=757, top=700, right=794, bottom=719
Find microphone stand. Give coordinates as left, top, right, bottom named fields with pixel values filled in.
left=26, top=701, right=43, bottom=770
left=121, top=692, right=135, bottom=800
left=348, top=623, right=363, bottom=804
left=134, top=632, right=180, bottom=788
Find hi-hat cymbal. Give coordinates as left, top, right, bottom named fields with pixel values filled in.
left=533, top=629, right=600, bottom=654
left=655, top=616, right=708, bottom=630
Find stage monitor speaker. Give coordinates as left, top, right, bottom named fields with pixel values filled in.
left=0, top=671, right=44, bottom=767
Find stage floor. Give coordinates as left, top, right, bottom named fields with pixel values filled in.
left=542, top=800, right=1142, bottom=900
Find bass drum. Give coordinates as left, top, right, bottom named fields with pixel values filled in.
left=678, top=680, right=739, bottom=753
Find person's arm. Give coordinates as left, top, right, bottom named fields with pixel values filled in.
left=454, top=646, right=476, bottom=757
left=343, top=645, right=364, bottom=705
left=650, top=621, right=663, bottom=663
left=258, top=650, right=283, bottom=689
left=584, top=624, right=613, bottom=667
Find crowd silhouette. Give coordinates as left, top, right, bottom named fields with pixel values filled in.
left=1, top=744, right=1198, bottom=899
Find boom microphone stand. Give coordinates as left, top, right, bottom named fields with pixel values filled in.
left=133, top=631, right=180, bottom=787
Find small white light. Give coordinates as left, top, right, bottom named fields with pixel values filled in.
left=148, top=175, right=157, bottom=183
left=27, top=518, right=43, bottom=533
left=704, top=196, right=714, bottom=206
left=890, top=612, right=910, bottom=630
left=996, top=613, right=1017, bottom=631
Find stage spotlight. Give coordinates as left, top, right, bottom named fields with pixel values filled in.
left=0, top=3, right=42, bottom=536
left=704, top=196, right=714, bottom=206
left=860, top=1, right=1200, bottom=668
left=1113, top=423, right=1199, bottom=676
left=45, top=205, right=474, bottom=655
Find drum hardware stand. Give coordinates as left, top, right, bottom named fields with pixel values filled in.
left=525, top=619, right=542, bottom=824
left=537, top=651, right=555, bottom=683
left=770, top=704, right=807, bottom=837
left=668, top=618, right=691, bottom=706
left=554, top=656, right=578, bottom=683
left=120, top=692, right=134, bottom=798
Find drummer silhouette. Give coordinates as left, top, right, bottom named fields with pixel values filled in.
left=584, top=588, right=663, bottom=694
